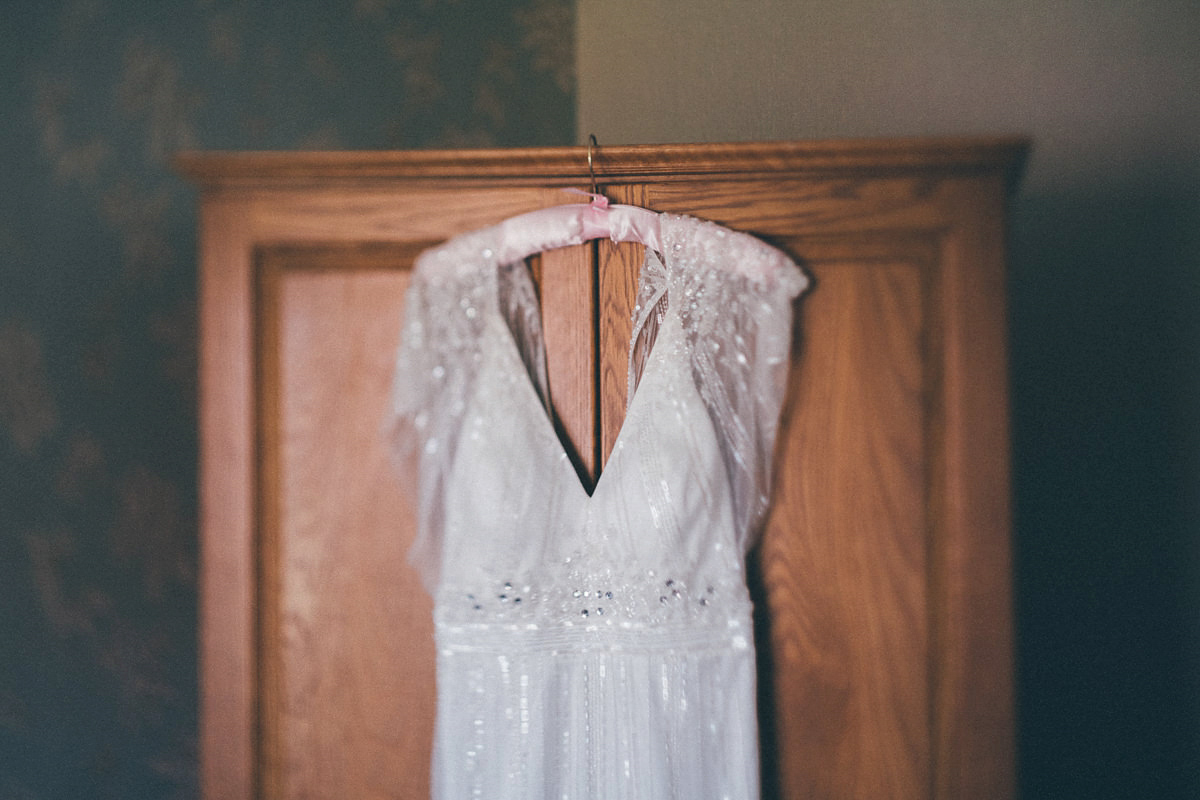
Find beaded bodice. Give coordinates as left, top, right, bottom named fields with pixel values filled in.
left=390, top=209, right=806, bottom=800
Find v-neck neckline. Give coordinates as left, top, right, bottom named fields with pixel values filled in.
left=491, top=251, right=673, bottom=502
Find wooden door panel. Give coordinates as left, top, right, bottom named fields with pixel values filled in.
left=762, top=256, right=931, bottom=798
left=258, top=249, right=435, bottom=799
left=646, top=176, right=950, bottom=236
left=596, top=239, right=644, bottom=465
left=537, top=246, right=599, bottom=482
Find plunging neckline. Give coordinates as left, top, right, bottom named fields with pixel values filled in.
left=492, top=253, right=672, bottom=502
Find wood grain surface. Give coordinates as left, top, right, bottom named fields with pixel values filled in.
left=197, top=194, right=258, bottom=800
left=539, top=246, right=599, bottom=484
left=258, top=249, right=435, bottom=799
left=185, top=139, right=1025, bottom=800
left=596, top=183, right=652, bottom=467
left=762, top=255, right=930, bottom=798
left=175, top=136, right=1027, bottom=185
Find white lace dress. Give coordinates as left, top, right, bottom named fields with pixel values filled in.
left=391, top=211, right=807, bottom=800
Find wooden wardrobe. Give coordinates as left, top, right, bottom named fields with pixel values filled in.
left=177, top=137, right=1028, bottom=800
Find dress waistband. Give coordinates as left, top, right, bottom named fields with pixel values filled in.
left=436, top=614, right=753, bottom=655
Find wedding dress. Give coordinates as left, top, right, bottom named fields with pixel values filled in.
left=390, top=205, right=807, bottom=799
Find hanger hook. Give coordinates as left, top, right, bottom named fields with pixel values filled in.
left=587, top=133, right=599, bottom=196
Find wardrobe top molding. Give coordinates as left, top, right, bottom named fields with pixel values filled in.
left=174, top=136, right=1029, bottom=190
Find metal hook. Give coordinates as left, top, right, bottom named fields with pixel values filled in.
left=586, top=134, right=599, bottom=196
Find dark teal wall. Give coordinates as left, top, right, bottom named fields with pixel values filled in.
left=1012, top=167, right=1200, bottom=796
left=1010, top=174, right=1200, bottom=798
left=0, top=2, right=573, bottom=797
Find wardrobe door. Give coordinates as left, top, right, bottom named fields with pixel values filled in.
left=182, top=177, right=604, bottom=800
left=593, top=156, right=1019, bottom=799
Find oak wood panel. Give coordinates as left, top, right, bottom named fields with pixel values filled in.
left=176, top=136, right=1026, bottom=186
left=646, top=176, right=956, bottom=238
left=256, top=248, right=436, bottom=800
left=255, top=243, right=285, bottom=800
left=930, top=176, right=1015, bottom=799
left=539, top=246, right=599, bottom=484
left=762, top=256, right=931, bottom=799
left=210, top=186, right=582, bottom=245
left=279, top=270, right=432, bottom=799
left=198, top=194, right=259, bottom=800
left=597, top=183, right=651, bottom=467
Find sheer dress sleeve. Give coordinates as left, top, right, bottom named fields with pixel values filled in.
left=389, top=241, right=493, bottom=591
left=660, top=214, right=809, bottom=553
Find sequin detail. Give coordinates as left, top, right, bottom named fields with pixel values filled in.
left=442, top=569, right=740, bottom=630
